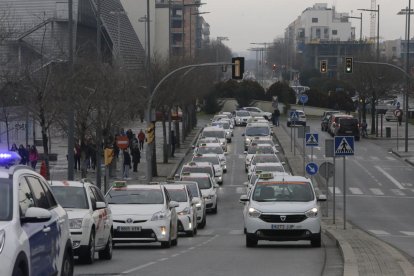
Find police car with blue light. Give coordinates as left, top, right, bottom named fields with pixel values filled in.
left=0, top=151, right=74, bottom=276
left=240, top=173, right=326, bottom=247
left=50, top=179, right=113, bottom=264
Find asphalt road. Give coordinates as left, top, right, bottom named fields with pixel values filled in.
left=74, top=124, right=341, bottom=276
left=288, top=117, right=414, bottom=260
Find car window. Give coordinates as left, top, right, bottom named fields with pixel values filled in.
left=252, top=182, right=314, bottom=202
left=165, top=188, right=188, bottom=202
left=182, top=166, right=213, bottom=177
left=39, top=180, right=57, bottom=208
left=51, top=186, right=89, bottom=209
left=245, top=126, right=270, bottom=136
left=0, top=179, right=12, bottom=221
left=89, top=187, right=97, bottom=210
left=186, top=183, right=200, bottom=197
left=107, top=188, right=165, bottom=204
left=18, top=177, right=35, bottom=216
left=91, top=186, right=106, bottom=202
left=26, top=176, right=51, bottom=210
left=181, top=177, right=212, bottom=189
left=197, top=146, right=223, bottom=155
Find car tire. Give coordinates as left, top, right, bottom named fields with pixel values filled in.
left=171, top=237, right=178, bottom=246
left=287, top=122, right=291, bottom=127
left=61, top=244, right=74, bottom=276
left=246, top=234, right=258, bottom=247
left=99, top=231, right=113, bottom=260
left=12, top=266, right=24, bottom=276
left=198, top=215, right=206, bottom=229
left=186, top=230, right=194, bottom=237
left=311, top=232, right=321, bottom=248
left=161, top=228, right=172, bottom=248
left=211, top=203, right=218, bottom=214
left=80, top=230, right=95, bottom=264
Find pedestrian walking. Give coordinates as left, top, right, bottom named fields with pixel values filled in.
left=29, top=145, right=39, bottom=170
left=138, top=129, right=145, bottom=151
left=360, top=121, right=368, bottom=138
left=398, top=114, right=403, bottom=126
left=123, top=149, right=131, bottom=179
left=273, top=109, right=280, bottom=126
left=131, top=144, right=141, bottom=172
left=10, top=143, right=18, bottom=152
left=74, top=142, right=81, bottom=170
left=171, top=130, right=176, bottom=157
left=18, top=144, right=28, bottom=165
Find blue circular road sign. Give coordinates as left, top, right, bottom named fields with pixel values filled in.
left=299, top=94, right=308, bottom=104
left=306, top=162, right=318, bottom=176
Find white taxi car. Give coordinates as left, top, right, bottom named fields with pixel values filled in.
left=0, top=151, right=74, bottom=276
left=211, top=120, right=233, bottom=142
left=50, top=179, right=113, bottom=264
left=180, top=181, right=207, bottom=228
left=244, top=144, right=278, bottom=172
left=201, top=126, right=227, bottom=151
left=248, top=162, right=287, bottom=180
left=243, top=122, right=272, bottom=150
left=234, top=110, right=252, bottom=126
left=181, top=172, right=219, bottom=214
left=180, top=161, right=219, bottom=184
left=106, top=182, right=179, bottom=248
left=240, top=174, right=326, bottom=247
left=192, top=154, right=223, bottom=184
left=194, top=143, right=227, bottom=173
left=164, top=184, right=198, bottom=237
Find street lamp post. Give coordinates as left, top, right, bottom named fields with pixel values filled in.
left=190, top=11, right=210, bottom=58
left=342, top=13, right=363, bottom=42
left=358, top=5, right=380, bottom=60
left=138, top=15, right=150, bottom=57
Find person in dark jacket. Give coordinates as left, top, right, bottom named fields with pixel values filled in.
left=273, top=109, right=280, bottom=126
left=131, top=144, right=141, bottom=172
left=123, top=149, right=131, bottom=179
left=171, top=130, right=176, bottom=157
left=18, top=144, right=28, bottom=165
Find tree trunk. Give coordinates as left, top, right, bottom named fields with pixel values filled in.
left=95, top=124, right=102, bottom=190
left=175, top=106, right=180, bottom=148
left=370, top=93, right=376, bottom=135
left=41, top=126, right=50, bottom=180
left=181, top=106, right=186, bottom=143
left=162, top=108, right=168, bottom=164
left=168, top=107, right=172, bottom=157
left=152, top=121, right=158, bottom=177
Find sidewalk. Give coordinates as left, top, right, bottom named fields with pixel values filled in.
left=273, top=123, right=414, bottom=276
left=43, top=115, right=210, bottom=186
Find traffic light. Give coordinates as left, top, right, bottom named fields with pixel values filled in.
left=146, top=123, right=155, bottom=144
left=345, top=57, right=353, bottom=74
left=320, top=60, right=328, bottom=73
left=232, top=57, right=245, bottom=80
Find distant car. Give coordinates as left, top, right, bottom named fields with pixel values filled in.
left=201, top=126, right=227, bottom=151
left=193, top=143, right=227, bottom=172
left=244, top=144, right=278, bottom=172
left=242, top=107, right=272, bottom=121
left=211, top=120, right=233, bottom=142
left=385, top=109, right=399, bottom=122
left=106, top=182, right=179, bottom=248
left=181, top=161, right=221, bottom=184
left=287, top=109, right=306, bottom=127
left=334, top=117, right=360, bottom=141
left=321, top=110, right=340, bottom=119
left=248, top=162, right=287, bottom=180
left=234, top=110, right=252, bottom=126
left=192, top=154, right=223, bottom=184
left=0, top=151, right=74, bottom=276
left=243, top=122, right=272, bottom=150
left=328, top=114, right=353, bottom=136
left=177, top=181, right=207, bottom=228
left=50, top=180, right=113, bottom=264
left=240, top=174, right=326, bottom=248
left=247, top=154, right=281, bottom=175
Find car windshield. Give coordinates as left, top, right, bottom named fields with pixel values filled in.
left=255, top=165, right=284, bottom=173
left=212, top=122, right=230, bottom=129
left=0, top=180, right=12, bottom=221
left=248, top=146, right=274, bottom=154
left=252, top=155, right=279, bottom=165
left=236, top=111, right=250, bottom=117
left=197, top=147, right=224, bottom=155
left=106, top=188, right=164, bottom=204
left=166, top=188, right=187, bottom=202
left=246, top=126, right=270, bottom=136
left=181, top=177, right=212, bottom=189
left=186, top=184, right=200, bottom=197
left=252, top=182, right=314, bottom=202
left=192, top=156, right=220, bottom=165
left=182, top=166, right=213, bottom=177
left=203, top=130, right=225, bottom=138
left=51, top=186, right=89, bottom=209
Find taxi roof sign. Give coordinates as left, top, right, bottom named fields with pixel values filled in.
left=113, top=181, right=126, bottom=188
left=259, top=172, right=273, bottom=180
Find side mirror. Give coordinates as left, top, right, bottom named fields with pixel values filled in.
left=21, top=207, right=52, bottom=223
left=169, top=201, right=179, bottom=209
left=318, top=195, right=327, bottom=202
left=191, top=198, right=201, bottom=205
left=243, top=151, right=247, bottom=154
left=239, top=195, right=249, bottom=202
left=242, top=133, right=245, bottom=136
left=96, top=201, right=106, bottom=209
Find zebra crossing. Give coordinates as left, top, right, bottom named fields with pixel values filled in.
left=328, top=186, right=414, bottom=197
left=369, top=230, right=414, bottom=238
left=306, top=154, right=397, bottom=162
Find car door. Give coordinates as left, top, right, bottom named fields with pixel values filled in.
left=164, top=188, right=177, bottom=239
left=24, top=176, right=59, bottom=276
left=87, top=187, right=101, bottom=247
left=90, top=186, right=111, bottom=247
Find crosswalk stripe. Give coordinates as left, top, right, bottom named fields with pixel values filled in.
left=390, top=189, right=406, bottom=196
left=328, top=187, right=342, bottom=194
left=386, top=156, right=396, bottom=161
left=375, top=166, right=405, bottom=190
left=400, top=231, right=414, bottom=236
left=369, top=230, right=390, bottom=236
left=349, top=187, right=363, bottom=195
left=370, top=188, right=384, bottom=196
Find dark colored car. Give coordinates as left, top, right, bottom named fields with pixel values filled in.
left=334, top=117, right=360, bottom=141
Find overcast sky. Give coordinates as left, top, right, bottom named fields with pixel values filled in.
left=199, top=0, right=410, bottom=55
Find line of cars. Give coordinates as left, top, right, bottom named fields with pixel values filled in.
left=321, top=111, right=360, bottom=140
left=235, top=114, right=327, bottom=248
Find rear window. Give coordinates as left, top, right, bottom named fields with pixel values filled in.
left=339, top=118, right=358, bottom=126
left=182, top=166, right=213, bottom=177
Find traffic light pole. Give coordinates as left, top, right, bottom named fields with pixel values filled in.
left=145, top=62, right=238, bottom=182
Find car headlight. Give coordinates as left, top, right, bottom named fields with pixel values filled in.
left=248, top=207, right=261, bottom=218
left=69, top=218, right=83, bottom=229
left=0, top=230, right=5, bottom=254
left=151, top=211, right=167, bottom=221
left=204, top=194, right=214, bottom=200
left=178, top=207, right=191, bottom=216
left=305, top=207, right=318, bottom=218
left=246, top=138, right=251, bottom=143
left=195, top=202, right=202, bottom=207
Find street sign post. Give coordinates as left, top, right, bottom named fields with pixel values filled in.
left=299, top=94, right=308, bottom=111
left=306, top=133, right=318, bottom=163
left=305, top=162, right=318, bottom=176
left=298, top=126, right=310, bottom=175
left=320, top=161, right=334, bottom=217
left=290, top=112, right=298, bottom=156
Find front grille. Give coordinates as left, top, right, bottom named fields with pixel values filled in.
left=259, top=214, right=307, bottom=223
left=258, top=229, right=309, bottom=238
left=113, top=219, right=147, bottom=223
left=206, top=203, right=213, bottom=208
left=113, top=229, right=155, bottom=239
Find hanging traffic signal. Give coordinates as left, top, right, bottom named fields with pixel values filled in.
left=272, top=64, right=276, bottom=71
left=320, top=60, right=328, bottom=73
left=232, top=57, right=245, bottom=80
left=345, top=57, right=353, bottom=74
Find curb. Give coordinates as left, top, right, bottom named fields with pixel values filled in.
left=391, top=150, right=414, bottom=167
left=168, top=127, right=203, bottom=178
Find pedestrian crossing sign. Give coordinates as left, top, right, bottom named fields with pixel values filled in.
left=305, top=133, right=319, bottom=146
left=334, top=136, right=354, bottom=156
left=290, top=111, right=298, bottom=121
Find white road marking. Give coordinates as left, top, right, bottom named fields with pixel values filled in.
left=390, top=189, right=406, bottom=196
left=122, top=261, right=157, bottom=274
left=402, top=183, right=412, bottom=187
left=386, top=156, right=396, bottom=161
left=200, top=230, right=214, bottom=236
left=171, top=254, right=180, bottom=257
left=329, top=187, right=342, bottom=194
left=158, top=258, right=169, bottom=262
left=189, top=247, right=195, bottom=250
left=355, top=156, right=364, bottom=160
left=369, top=230, right=390, bottom=236
left=349, top=187, right=363, bottom=195
left=370, top=156, right=380, bottom=161
left=229, top=229, right=244, bottom=235
left=370, top=188, right=384, bottom=196
left=400, top=231, right=414, bottom=236
left=374, top=166, right=405, bottom=189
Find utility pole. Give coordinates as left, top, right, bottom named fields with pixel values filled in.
left=67, top=0, right=75, bottom=181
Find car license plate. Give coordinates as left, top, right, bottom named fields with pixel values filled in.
left=271, top=224, right=294, bottom=230
left=117, top=226, right=141, bottom=232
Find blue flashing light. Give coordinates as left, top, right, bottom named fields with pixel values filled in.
left=0, top=151, right=21, bottom=166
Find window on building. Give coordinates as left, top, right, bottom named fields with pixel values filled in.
left=332, top=30, right=338, bottom=35
left=172, top=20, right=182, bottom=28
left=392, top=46, right=397, bottom=52
left=312, top=18, right=318, bottom=23
left=316, top=28, right=321, bottom=38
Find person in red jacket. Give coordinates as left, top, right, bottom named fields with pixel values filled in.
left=29, top=145, right=39, bottom=169
left=138, top=129, right=145, bottom=151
